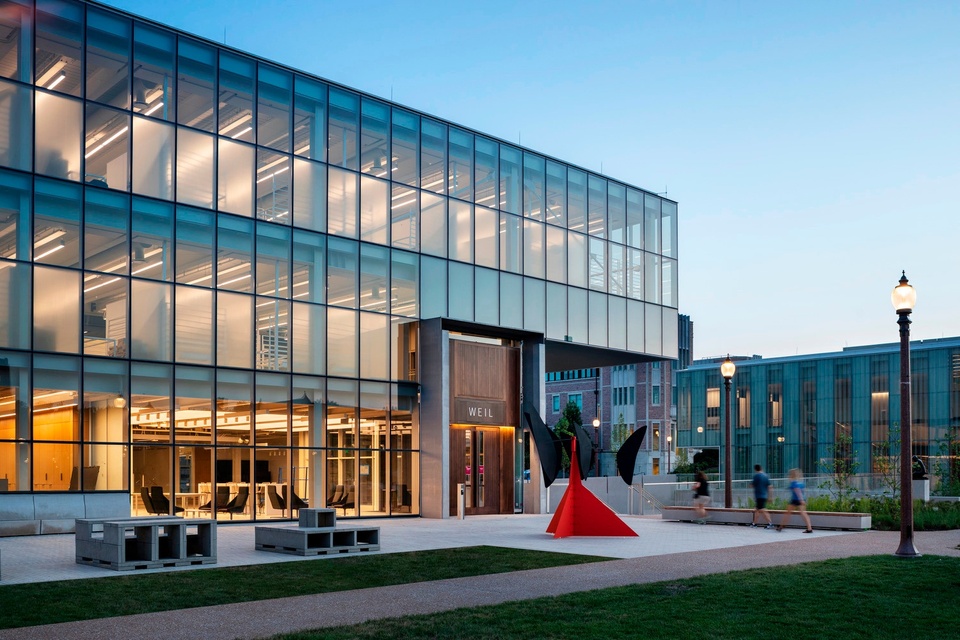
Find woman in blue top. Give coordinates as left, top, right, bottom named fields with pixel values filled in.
left=777, top=468, right=813, bottom=533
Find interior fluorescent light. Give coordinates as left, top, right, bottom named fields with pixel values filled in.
left=230, top=126, right=252, bottom=140
left=46, top=72, right=67, bottom=90
left=34, top=229, right=67, bottom=249
left=131, top=260, right=163, bottom=276
left=37, top=58, right=68, bottom=86
left=219, top=113, right=253, bottom=135
left=219, top=274, right=251, bottom=286
left=142, top=101, right=164, bottom=117
left=83, top=276, right=120, bottom=293
left=85, top=126, right=129, bottom=159
left=35, top=240, right=65, bottom=260
left=256, top=166, right=289, bottom=184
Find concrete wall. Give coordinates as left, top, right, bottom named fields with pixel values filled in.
left=0, top=492, right=130, bottom=536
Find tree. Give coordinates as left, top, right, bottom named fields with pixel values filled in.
left=610, top=412, right=629, bottom=451
left=873, top=421, right=901, bottom=497
left=552, top=401, right=583, bottom=476
left=820, top=424, right=859, bottom=507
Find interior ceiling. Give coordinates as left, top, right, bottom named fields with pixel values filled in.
left=544, top=340, right=661, bottom=373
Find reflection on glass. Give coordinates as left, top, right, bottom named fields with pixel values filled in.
left=218, top=51, right=254, bottom=142
left=328, top=87, right=359, bottom=170
left=421, top=119, right=446, bottom=194
left=0, top=80, right=31, bottom=171
left=256, top=297, right=290, bottom=372
left=36, top=91, right=81, bottom=181
left=217, top=291, right=252, bottom=369
left=177, top=128, right=215, bottom=208
left=448, top=128, right=473, bottom=201
left=34, top=265, right=79, bottom=353
left=132, top=115, right=173, bottom=200
left=293, top=75, right=326, bottom=160
left=130, top=279, right=172, bottom=360
left=217, top=215, right=253, bottom=292
left=390, top=185, right=418, bottom=251
left=177, top=38, right=216, bottom=131
left=257, top=65, right=291, bottom=152
left=218, top=138, right=254, bottom=217
left=84, top=103, right=130, bottom=190
left=360, top=98, right=389, bottom=177
left=133, top=23, right=175, bottom=121
left=390, top=250, right=418, bottom=318
left=256, top=149, right=290, bottom=223
left=82, top=274, right=127, bottom=357
left=174, top=284, right=213, bottom=364
left=522, top=152, right=544, bottom=220
left=360, top=243, right=388, bottom=314
left=391, top=108, right=418, bottom=187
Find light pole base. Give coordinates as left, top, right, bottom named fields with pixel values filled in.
left=894, top=540, right=921, bottom=558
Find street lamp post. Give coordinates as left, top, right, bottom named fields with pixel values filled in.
left=592, top=415, right=601, bottom=476
left=892, top=271, right=920, bottom=557
left=720, top=356, right=736, bottom=508
left=667, top=434, right=673, bottom=474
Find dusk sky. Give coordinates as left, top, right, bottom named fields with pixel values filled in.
left=106, top=0, right=960, bottom=360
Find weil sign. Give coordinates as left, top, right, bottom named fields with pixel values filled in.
left=453, top=398, right=507, bottom=425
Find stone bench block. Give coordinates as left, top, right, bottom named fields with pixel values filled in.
left=298, top=508, right=337, bottom=529
left=0, top=520, right=40, bottom=537
left=660, top=506, right=871, bottom=530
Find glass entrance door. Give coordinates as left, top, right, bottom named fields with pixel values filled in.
left=459, top=426, right=500, bottom=515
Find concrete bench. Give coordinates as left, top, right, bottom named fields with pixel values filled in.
left=76, top=516, right=217, bottom=570
left=256, top=508, right=380, bottom=556
left=660, top=506, right=871, bottom=530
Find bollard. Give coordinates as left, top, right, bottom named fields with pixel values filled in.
left=457, top=483, right=465, bottom=520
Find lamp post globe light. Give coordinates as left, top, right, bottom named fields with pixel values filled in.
left=592, top=415, right=601, bottom=476
left=892, top=271, right=920, bottom=557
left=720, top=356, right=736, bottom=508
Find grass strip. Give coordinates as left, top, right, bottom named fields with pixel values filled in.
left=0, top=546, right=605, bottom=630
left=275, top=555, right=960, bottom=640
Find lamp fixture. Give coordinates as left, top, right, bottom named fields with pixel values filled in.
left=891, top=271, right=916, bottom=314
left=143, top=101, right=164, bottom=117
left=85, top=126, right=129, bottom=159
left=46, top=72, right=67, bottom=91
left=37, top=57, right=68, bottom=87
left=113, top=394, right=127, bottom=409
left=35, top=240, right=65, bottom=260
left=34, top=229, right=67, bottom=249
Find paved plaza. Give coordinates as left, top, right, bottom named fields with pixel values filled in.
left=1, top=515, right=958, bottom=639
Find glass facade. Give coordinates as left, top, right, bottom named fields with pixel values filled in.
left=0, top=0, right=679, bottom=521
left=677, top=339, right=960, bottom=485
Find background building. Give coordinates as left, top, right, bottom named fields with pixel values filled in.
left=0, top=0, right=680, bottom=532
left=545, top=314, right=692, bottom=477
left=677, top=337, right=960, bottom=487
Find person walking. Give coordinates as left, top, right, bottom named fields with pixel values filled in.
left=749, top=464, right=774, bottom=529
left=692, top=470, right=711, bottom=524
left=777, top=468, right=813, bottom=533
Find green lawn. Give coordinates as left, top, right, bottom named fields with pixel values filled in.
left=274, top=555, right=960, bottom=640
left=0, top=546, right=605, bottom=630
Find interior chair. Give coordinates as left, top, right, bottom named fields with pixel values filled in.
left=334, top=487, right=355, bottom=512
left=282, top=484, right=309, bottom=511
left=266, top=484, right=286, bottom=512
left=140, top=487, right=160, bottom=515
left=200, top=486, right=230, bottom=512
left=327, top=484, right=345, bottom=507
left=150, top=486, right=184, bottom=514
left=219, top=486, right=249, bottom=519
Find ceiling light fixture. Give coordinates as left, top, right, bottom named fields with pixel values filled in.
left=85, top=126, right=129, bottom=159
left=35, top=240, right=65, bottom=260
left=37, top=58, right=68, bottom=87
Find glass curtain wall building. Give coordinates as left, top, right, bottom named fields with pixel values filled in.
left=677, top=338, right=960, bottom=485
left=0, top=0, right=679, bottom=526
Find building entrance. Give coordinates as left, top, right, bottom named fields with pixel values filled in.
left=445, top=337, right=520, bottom=517
left=450, top=426, right=513, bottom=515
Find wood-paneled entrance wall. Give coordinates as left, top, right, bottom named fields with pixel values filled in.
left=448, top=340, right=518, bottom=516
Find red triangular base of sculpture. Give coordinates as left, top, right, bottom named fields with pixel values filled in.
left=546, top=438, right=638, bottom=538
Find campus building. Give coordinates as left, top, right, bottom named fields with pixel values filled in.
left=0, top=0, right=680, bottom=531
left=545, top=314, right=691, bottom=477
left=676, top=337, right=960, bottom=485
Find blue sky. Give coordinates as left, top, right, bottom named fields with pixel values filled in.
left=106, top=0, right=960, bottom=359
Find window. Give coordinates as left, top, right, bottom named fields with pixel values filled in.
left=707, top=385, right=720, bottom=430
left=568, top=393, right=582, bottom=410
left=652, top=384, right=660, bottom=405
left=552, top=395, right=560, bottom=412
